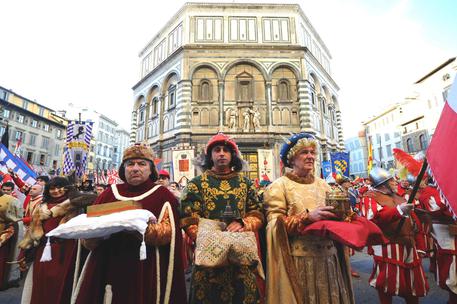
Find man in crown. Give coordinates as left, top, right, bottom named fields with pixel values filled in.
left=75, top=144, right=187, bottom=304
left=181, top=132, right=264, bottom=304
left=264, top=132, right=354, bottom=304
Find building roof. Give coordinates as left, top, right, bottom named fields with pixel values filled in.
left=414, top=57, right=456, bottom=84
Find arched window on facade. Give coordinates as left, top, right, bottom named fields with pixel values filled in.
left=406, top=138, right=414, bottom=152
left=168, top=85, right=176, bottom=108
left=321, top=98, right=326, bottom=115
left=419, top=134, right=427, bottom=150
left=199, top=80, right=212, bottom=101
left=152, top=97, right=159, bottom=115
left=278, top=79, right=290, bottom=101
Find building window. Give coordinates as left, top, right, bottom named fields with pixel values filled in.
left=196, top=17, right=223, bottom=42
left=55, top=144, right=60, bottom=156
left=153, top=39, right=167, bottom=67
left=321, top=98, right=326, bottom=115
left=262, top=18, right=290, bottom=42
left=168, top=23, right=183, bottom=54
left=43, top=124, right=49, bottom=131
left=39, top=107, right=44, bottom=116
left=40, top=154, right=46, bottom=165
left=27, top=152, right=33, bottom=163
left=199, top=80, right=212, bottom=100
left=419, top=134, right=427, bottom=150
left=41, top=137, right=49, bottom=149
left=139, top=110, right=144, bottom=122
left=56, top=129, right=62, bottom=138
left=31, top=119, right=38, bottom=127
left=384, top=133, right=390, bottom=141
left=29, top=134, right=36, bottom=146
left=22, top=100, right=28, bottom=109
left=406, top=138, right=414, bottom=152
left=168, top=85, right=176, bottom=108
left=153, top=97, right=159, bottom=115
left=17, top=114, right=24, bottom=123
left=229, top=17, right=256, bottom=42
left=2, top=109, right=10, bottom=119
left=278, top=79, right=290, bottom=101
left=15, top=130, right=23, bottom=141
left=386, top=144, right=392, bottom=157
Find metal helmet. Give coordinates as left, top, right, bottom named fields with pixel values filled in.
left=369, top=167, right=393, bottom=188
left=406, top=174, right=416, bottom=184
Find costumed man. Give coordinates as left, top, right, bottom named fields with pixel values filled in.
left=157, top=169, right=181, bottom=199
left=22, top=184, right=44, bottom=227
left=264, top=132, right=354, bottom=304
left=76, top=143, right=187, bottom=304
left=418, top=176, right=457, bottom=303
left=360, top=167, right=429, bottom=304
left=4, top=170, right=48, bottom=230
left=181, top=133, right=265, bottom=304
left=0, top=189, right=23, bottom=290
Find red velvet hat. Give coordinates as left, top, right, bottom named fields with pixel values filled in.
left=158, top=169, right=170, bottom=178
left=206, top=132, right=240, bottom=155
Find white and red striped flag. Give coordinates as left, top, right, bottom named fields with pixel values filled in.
left=427, top=76, right=457, bottom=215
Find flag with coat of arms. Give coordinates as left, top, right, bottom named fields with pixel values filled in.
left=330, top=151, right=350, bottom=177
left=63, top=120, right=93, bottom=177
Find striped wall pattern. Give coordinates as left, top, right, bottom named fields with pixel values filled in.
left=335, top=110, right=344, bottom=147
left=175, top=80, right=192, bottom=131
left=130, top=111, right=138, bottom=144
left=297, top=79, right=313, bottom=130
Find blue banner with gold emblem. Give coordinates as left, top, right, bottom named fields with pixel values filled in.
left=330, top=152, right=350, bottom=177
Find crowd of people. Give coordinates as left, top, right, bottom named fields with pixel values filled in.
left=0, top=132, right=455, bottom=304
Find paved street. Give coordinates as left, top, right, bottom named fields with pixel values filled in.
left=0, top=251, right=449, bottom=303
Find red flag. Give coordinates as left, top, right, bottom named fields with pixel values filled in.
left=427, top=76, right=457, bottom=215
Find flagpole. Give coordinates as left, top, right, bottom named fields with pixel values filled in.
left=394, top=158, right=428, bottom=234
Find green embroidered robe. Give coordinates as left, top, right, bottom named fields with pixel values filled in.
left=181, top=170, right=263, bottom=304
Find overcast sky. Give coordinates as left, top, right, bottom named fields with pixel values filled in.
left=1, top=0, right=456, bottom=138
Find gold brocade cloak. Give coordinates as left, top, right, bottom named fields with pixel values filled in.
left=264, top=175, right=355, bottom=304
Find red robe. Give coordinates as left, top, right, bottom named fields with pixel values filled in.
left=75, top=179, right=187, bottom=304
left=29, top=196, right=78, bottom=304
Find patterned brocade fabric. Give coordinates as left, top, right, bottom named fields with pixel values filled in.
left=181, top=170, right=263, bottom=225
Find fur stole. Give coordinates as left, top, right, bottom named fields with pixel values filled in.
left=19, top=192, right=97, bottom=250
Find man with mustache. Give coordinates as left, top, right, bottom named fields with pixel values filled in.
left=181, top=132, right=264, bottom=304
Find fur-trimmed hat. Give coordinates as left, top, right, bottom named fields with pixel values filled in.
left=122, top=144, right=154, bottom=163
left=280, top=133, right=318, bottom=168
left=206, top=132, right=240, bottom=155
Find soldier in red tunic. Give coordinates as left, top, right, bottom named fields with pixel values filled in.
left=419, top=178, right=457, bottom=304
left=360, top=167, right=429, bottom=304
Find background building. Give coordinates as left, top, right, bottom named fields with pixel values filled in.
left=59, top=104, right=130, bottom=173
left=360, top=57, right=456, bottom=175
left=131, top=2, right=344, bottom=180
left=344, top=131, right=369, bottom=178
left=0, top=86, right=67, bottom=175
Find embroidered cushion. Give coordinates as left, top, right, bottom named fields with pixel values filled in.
left=45, top=209, right=156, bottom=239
left=194, top=218, right=261, bottom=268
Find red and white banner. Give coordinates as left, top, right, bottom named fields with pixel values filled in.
left=427, top=76, right=457, bottom=215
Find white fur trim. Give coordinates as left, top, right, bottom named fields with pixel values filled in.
left=111, top=184, right=162, bottom=201
left=155, top=202, right=176, bottom=304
